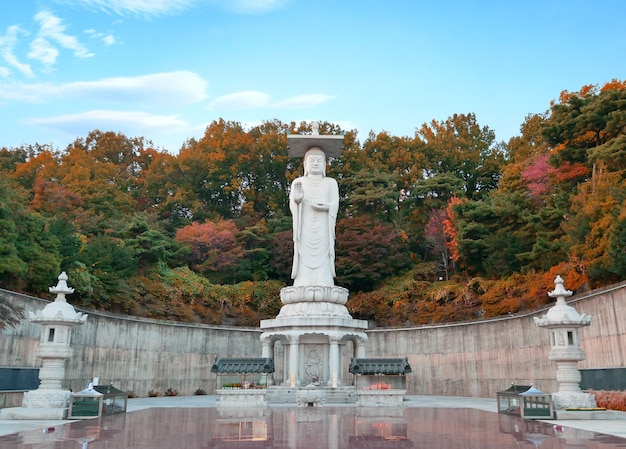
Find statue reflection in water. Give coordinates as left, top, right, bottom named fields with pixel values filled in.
left=207, top=407, right=412, bottom=449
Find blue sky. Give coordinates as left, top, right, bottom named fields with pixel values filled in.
left=1, top=0, right=624, bottom=153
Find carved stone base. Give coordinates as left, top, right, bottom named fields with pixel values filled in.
left=216, top=389, right=267, bottom=409
left=356, top=390, right=406, bottom=407
left=552, top=391, right=597, bottom=410
left=0, top=388, right=71, bottom=420
left=22, top=389, right=71, bottom=409
left=0, top=405, right=69, bottom=420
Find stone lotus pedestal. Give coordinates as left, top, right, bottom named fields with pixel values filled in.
left=0, top=272, right=87, bottom=420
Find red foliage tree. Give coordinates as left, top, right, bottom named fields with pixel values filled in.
left=443, top=197, right=464, bottom=263
left=175, top=220, right=243, bottom=274
left=424, top=208, right=451, bottom=279
left=521, top=153, right=552, bottom=197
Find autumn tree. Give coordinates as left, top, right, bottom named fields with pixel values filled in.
left=56, top=140, right=136, bottom=230
left=341, top=168, right=399, bottom=222
left=241, top=120, right=291, bottom=218
left=341, top=131, right=425, bottom=210
left=424, top=208, right=452, bottom=280
left=0, top=178, right=30, bottom=283
left=0, top=176, right=61, bottom=291
left=9, top=147, right=60, bottom=193
left=132, top=147, right=180, bottom=225
left=235, top=219, right=272, bottom=282
left=543, top=81, right=626, bottom=184
left=542, top=80, right=626, bottom=283
left=115, top=214, right=188, bottom=273
left=0, top=146, right=28, bottom=173
left=175, top=219, right=244, bottom=283
left=447, top=198, right=499, bottom=274
left=269, top=229, right=293, bottom=284
left=70, top=234, right=138, bottom=310
left=412, top=172, right=466, bottom=211
left=419, top=113, right=506, bottom=200
left=335, top=215, right=412, bottom=292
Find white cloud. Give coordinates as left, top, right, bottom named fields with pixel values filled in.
left=102, top=34, right=116, bottom=46
left=26, top=109, right=190, bottom=130
left=28, top=37, right=59, bottom=66
left=66, top=0, right=287, bottom=16
left=207, top=91, right=271, bottom=110
left=206, top=91, right=335, bottom=112
left=0, top=71, right=208, bottom=107
left=30, top=10, right=94, bottom=67
left=210, top=0, right=289, bottom=14
left=56, top=71, right=209, bottom=107
left=272, top=93, right=334, bottom=109
left=24, top=109, right=196, bottom=151
left=0, top=25, right=34, bottom=77
left=85, top=29, right=117, bottom=46
left=65, top=0, right=200, bottom=17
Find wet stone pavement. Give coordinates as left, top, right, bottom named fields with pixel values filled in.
left=1, top=404, right=626, bottom=449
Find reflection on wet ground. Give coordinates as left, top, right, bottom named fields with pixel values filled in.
left=1, top=407, right=626, bottom=449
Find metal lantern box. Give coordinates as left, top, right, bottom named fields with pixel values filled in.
left=68, top=384, right=128, bottom=419
left=68, top=387, right=103, bottom=419
left=497, top=384, right=553, bottom=419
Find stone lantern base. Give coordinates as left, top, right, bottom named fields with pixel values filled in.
left=0, top=389, right=71, bottom=420
left=552, top=391, right=597, bottom=410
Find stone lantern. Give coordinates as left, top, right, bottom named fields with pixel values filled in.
left=534, top=275, right=596, bottom=410
left=1, top=272, right=88, bottom=420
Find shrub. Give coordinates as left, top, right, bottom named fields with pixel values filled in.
left=165, top=387, right=180, bottom=397
left=590, top=390, right=626, bottom=412
left=148, top=390, right=160, bottom=397
left=194, top=388, right=207, bottom=396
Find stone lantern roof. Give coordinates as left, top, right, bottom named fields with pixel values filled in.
left=29, top=272, right=87, bottom=324
left=534, top=276, right=591, bottom=328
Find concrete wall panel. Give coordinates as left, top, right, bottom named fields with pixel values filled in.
left=1, top=281, right=625, bottom=403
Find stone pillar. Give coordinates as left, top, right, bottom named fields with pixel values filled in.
left=260, top=335, right=275, bottom=386
left=328, top=339, right=340, bottom=388
left=534, top=275, right=596, bottom=409
left=354, top=336, right=367, bottom=359
left=261, top=336, right=272, bottom=358
left=288, top=335, right=299, bottom=387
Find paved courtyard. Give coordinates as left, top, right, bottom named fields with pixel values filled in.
left=1, top=395, right=625, bottom=448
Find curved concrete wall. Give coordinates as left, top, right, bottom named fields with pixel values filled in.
left=366, top=281, right=626, bottom=397
left=0, top=290, right=262, bottom=403
left=1, top=281, right=624, bottom=405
